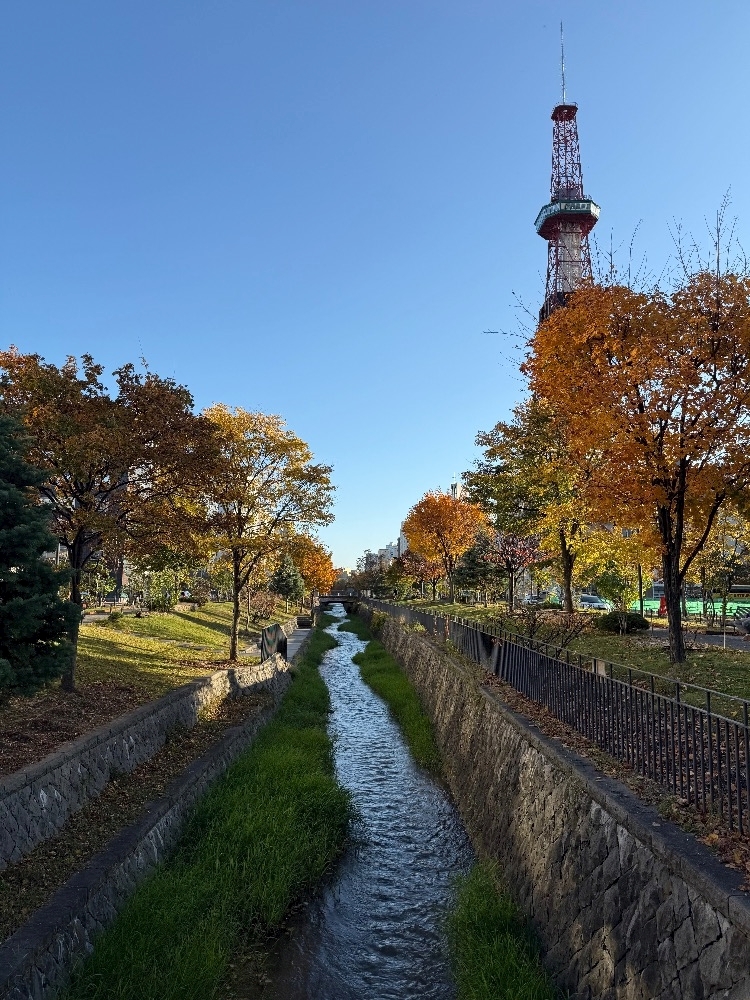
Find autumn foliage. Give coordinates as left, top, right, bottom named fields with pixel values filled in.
left=526, top=274, right=750, bottom=661
left=402, top=492, right=486, bottom=600
left=288, top=534, right=337, bottom=594
left=199, top=405, right=334, bottom=659
left=0, top=349, right=219, bottom=687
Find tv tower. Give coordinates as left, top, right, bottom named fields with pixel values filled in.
left=534, top=26, right=600, bottom=322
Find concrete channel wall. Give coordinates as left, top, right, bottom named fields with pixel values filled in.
left=361, top=607, right=750, bottom=1000
left=0, top=617, right=299, bottom=871
left=0, top=648, right=300, bottom=1000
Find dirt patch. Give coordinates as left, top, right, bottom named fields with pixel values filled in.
left=0, top=682, right=148, bottom=779
left=0, top=660, right=258, bottom=779
left=0, top=691, right=268, bottom=943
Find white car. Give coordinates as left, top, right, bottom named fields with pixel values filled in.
left=577, top=594, right=612, bottom=612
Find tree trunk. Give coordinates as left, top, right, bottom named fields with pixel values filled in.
left=662, top=549, right=685, bottom=663
left=448, top=575, right=455, bottom=602
left=560, top=528, right=575, bottom=613
left=637, top=563, right=644, bottom=616
left=62, top=565, right=83, bottom=691
left=507, top=568, right=515, bottom=610
left=230, top=553, right=241, bottom=661
left=61, top=532, right=98, bottom=692
left=431, top=578, right=437, bottom=601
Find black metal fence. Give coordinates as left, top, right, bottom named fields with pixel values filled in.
left=362, top=599, right=750, bottom=834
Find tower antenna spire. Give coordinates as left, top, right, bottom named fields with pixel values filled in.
left=560, top=22, right=566, bottom=104
left=533, top=39, right=600, bottom=322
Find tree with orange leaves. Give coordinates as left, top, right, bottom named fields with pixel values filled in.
left=288, top=534, right=337, bottom=595
left=402, top=491, right=486, bottom=601
left=526, top=271, right=750, bottom=662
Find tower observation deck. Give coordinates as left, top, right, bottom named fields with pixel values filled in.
left=535, top=101, right=600, bottom=322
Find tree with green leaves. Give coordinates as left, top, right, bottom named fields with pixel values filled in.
left=0, top=417, right=78, bottom=699
left=464, top=398, right=594, bottom=613
left=453, top=537, right=505, bottom=605
left=271, top=554, right=305, bottom=611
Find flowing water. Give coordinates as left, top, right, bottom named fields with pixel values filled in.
left=244, top=604, right=474, bottom=999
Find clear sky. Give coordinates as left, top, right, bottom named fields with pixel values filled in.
left=2, top=1, right=749, bottom=568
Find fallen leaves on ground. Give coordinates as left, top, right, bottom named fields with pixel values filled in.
left=0, top=692, right=267, bottom=942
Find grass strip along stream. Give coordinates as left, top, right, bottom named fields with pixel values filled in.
left=64, top=621, right=351, bottom=1000
left=340, top=613, right=558, bottom=1000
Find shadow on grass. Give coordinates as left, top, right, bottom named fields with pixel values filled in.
left=63, top=624, right=351, bottom=1000
left=77, top=632, right=213, bottom=698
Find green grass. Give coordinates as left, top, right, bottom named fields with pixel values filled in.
left=73, top=601, right=301, bottom=700
left=392, top=599, right=750, bottom=707
left=76, top=628, right=224, bottom=698
left=105, top=600, right=295, bottom=648
left=340, top=616, right=440, bottom=773
left=570, top=632, right=750, bottom=717
left=337, top=616, right=370, bottom=640
left=448, top=863, right=558, bottom=1000
left=64, top=626, right=351, bottom=1000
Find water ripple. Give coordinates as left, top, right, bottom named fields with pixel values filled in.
left=255, top=605, right=474, bottom=999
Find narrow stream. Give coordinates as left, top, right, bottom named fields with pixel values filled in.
left=249, top=604, right=475, bottom=999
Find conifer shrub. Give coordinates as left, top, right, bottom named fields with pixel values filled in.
left=597, top=611, right=650, bottom=634
left=0, top=416, right=78, bottom=698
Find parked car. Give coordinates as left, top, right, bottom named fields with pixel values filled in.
left=523, top=592, right=560, bottom=607
left=576, top=594, right=612, bottom=612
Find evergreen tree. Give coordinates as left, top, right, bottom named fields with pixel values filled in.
left=0, top=417, right=77, bottom=697
left=270, top=554, right=305, bottom=609
left=454, top=536, right=506, bottom=604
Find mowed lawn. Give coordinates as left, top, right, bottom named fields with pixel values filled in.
left=78, top=600, right=297, bottom=699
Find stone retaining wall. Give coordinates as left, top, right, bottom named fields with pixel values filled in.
left=0, top=618, right=298, bottom=871
left=0, top=648, right=300, bottom=1000
left=364, top=608, right=750, bottom=1000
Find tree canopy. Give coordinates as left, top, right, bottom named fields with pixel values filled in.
left=402, top=491, right=486, bottom=601
left=199, top=405, right=334, bottom=658
left=0, top=349, right=217, bottom=687
left=526, top=272, right=750, bottom=660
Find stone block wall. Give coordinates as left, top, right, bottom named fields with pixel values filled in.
left=0, top=636, right=296, bottom=871
left=0, top=651, right=298, bottom=1000
left=366, top=609, right=750, bottom=1000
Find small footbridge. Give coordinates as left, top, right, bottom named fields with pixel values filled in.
left=317, top=594, right=359, bottom=614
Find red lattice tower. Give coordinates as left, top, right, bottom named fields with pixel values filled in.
left=534, top=101, right=599, bottom=323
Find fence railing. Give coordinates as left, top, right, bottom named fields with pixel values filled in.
left=361, top=599, right=750, bottom=834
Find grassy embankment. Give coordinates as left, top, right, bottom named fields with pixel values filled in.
left=77, top=600, right=295, bottom=698
left=396, top=599, right=750, bottom=706
left=64, top=623, right=351, bottom=1000
left=340, top=613, right=557, bottom=1000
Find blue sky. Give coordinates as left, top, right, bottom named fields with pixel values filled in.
left=2, top=1, right=749, bottom=568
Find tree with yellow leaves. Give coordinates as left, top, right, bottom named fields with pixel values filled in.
left=402, top=491, right=486, bottom=601
left=526, top=271, right=750, bottom=662
left=465, top=397, right=602, bottom=612
left=200, top=405, right=334, bottom=660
